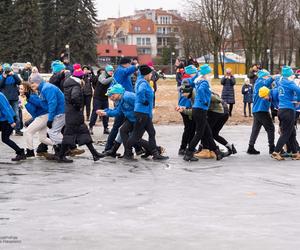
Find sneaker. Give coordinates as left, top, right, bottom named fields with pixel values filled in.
left=57, top=156, right=73, bottom=163
left=247, top=145, right=260, bottom=155
left=103, top=128, right=110, bottom=135
left=12, top=149, right=26, bottom=161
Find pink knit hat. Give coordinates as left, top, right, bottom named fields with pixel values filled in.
left=73, top=63, right=84, bottom=77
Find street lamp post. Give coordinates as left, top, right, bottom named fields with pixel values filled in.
left=65, top=44, right=70, bottom=62
left=171, top=51, right=175, bottom=75
left=266, top=49, right=271, bottom=72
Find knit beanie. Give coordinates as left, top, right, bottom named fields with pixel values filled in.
left=73, top=64, right=84, bottom=77
left=51, top=60, right=66, bottom=73
left=105, top=65, right=114, bottom=72
left=199, top=64, right=212, bottom=75
left=2, top=63, right=12, bottom=72
left=106, top=84, right=125, bottom=96
left=257, top=69, right=270, bottom=78
left=282, top=66, right=294, bottom=78
left=139, top=65, right=153, bottom=76
left=184, top=65, right=198, bottom=75
left=259, top=86, right=270, bottom=98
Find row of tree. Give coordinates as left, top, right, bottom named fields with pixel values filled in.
left=181, top=0, right=300, bottom=77
left=0, top=0, right=98, bottom=72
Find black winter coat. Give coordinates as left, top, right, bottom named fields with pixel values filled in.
left=82, top=74, right=94, bottom=96
left=62, top=76, right=92, bottom=146
left=49, top=72, right=66, bottom=92
left=221, top=76, right=236, bottom=104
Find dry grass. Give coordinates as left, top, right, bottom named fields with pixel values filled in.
left=153, top=78, right=253, bottom=125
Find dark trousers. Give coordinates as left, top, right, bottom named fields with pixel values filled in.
left=275, top=109, right=298, bottom=153
left=0, top=121, right=22, bottom=153
left=244, top=102, right=252, bottom=116
left=9, top=100, right=21, bottom=131
left=19, top=108, right=24, bottom=130
left=180, top=113, right=195, bottom=150
left=125, top=112, right=157, bottom=155
left=188, top=108, right=217, bottom=152
left=89, top=98, right=109, bottom=129
left=83, top=95, right=92, bottom=119
left=105, top=114, right=125, bottom=151
left=249, top=112, right=275, bottom=147
left=229, top=103, right=234, bottom=117
left=204, top=111, right=229, bottom=147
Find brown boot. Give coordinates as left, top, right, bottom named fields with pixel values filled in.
left=271, top=152, right=285, bottom=161
left=292, top=152, right=300, bottom=160
left=195, top=149, right=211, bottom=159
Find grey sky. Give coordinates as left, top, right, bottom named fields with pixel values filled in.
left=96, top=0, right=181, bottom=19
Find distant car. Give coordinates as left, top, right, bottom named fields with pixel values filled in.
left=12, top=62, right=26, bottom=73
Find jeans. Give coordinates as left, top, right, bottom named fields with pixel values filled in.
left=89, top=98, right=109, bottom=129
left=275, top=109, right=298, bottom=153
left=9, top=100, right=21, bottom=131
left=83, top=95, right=92, bottom=119
left=249, top=112, right=275, bottom=147
left=244, top=102, right=252, bottom=116
left=25, top=114, right=54, bottom=150
left=188, top=108, right=217, bottom=152
left=0, top=121, right=22, bottom=153
left=125, top=113, right=157, bottom=155
left=180, top=113, right=195, bottom=150
left=105, top=114, right=125, bottom=151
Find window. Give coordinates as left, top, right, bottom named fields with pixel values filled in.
left=134, top=26, right=141, bottom=32
left=173, top=27, right=179, bottom=33
left=136, top=38, right=142, bottom=45
left=138, top=48, right=151, bottom=55
left=146, top=38, right=151, bottom=45
left=105, top=49, right=110, bottom=53
left=157, top=27, right=162, bottom=34
left=147, top=26, right=151, bottom=32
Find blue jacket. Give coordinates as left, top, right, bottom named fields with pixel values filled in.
left=0, top=74, right=21, bottom=101
left=25, top=94, right=48, bottom=119
left=252, top=77, right=274, bottom=113
left=0, top=92, right=15, bottom=124
left=113, top=65, right=137, bottom=92
left=193, top=79, right=211, bottom=110
left=134, top=77, right=154, bottom=117
left=38, top=82, right=65, bottom=121
left=277, top=78, right=300, bottom=110
left=105, top=91, right=136, bottom=123
left=178, top=95, right=192, bottom=108
left=241, top=84, right=253, bottom=103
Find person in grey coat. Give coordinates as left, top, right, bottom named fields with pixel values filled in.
left=221, top=68, right=236, bottom=117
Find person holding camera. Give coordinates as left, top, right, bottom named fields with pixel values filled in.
left=0, top=63, right=23, bottom=136
left=221, top=68, right=236, bottom=117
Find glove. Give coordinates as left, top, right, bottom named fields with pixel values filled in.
left=47, top=120, right=53, bottom=129
left=143, top=100, right=149, bottom=106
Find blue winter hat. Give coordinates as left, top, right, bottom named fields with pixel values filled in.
left=106, top=84, right=125, bottom=96
left=200, top=64, right=212, bottom=75
left=2, top=63, right=11, bottom=71
left=105, top=65, right=114, bottom=72
left=257, top=69, right=270, bottom=78
left=51, top=60, right=66, bottom=73
left=184, top=65, right=197, bottom=75
left=281, top=66, right=294, bottom=77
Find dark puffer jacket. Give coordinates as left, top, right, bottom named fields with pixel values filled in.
left=62, top=76, right=92, bottom=146
left=221, top=76, right=236, bottom=104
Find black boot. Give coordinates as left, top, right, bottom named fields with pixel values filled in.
left=226, top=144, right=237, bottom=155
left=36, top=143, right=48, bottom=157
left=86, top=143, right=105, bottom=161
left=12, top=149, right=26, bottom=161
left=183, top=150, right=198, bottom=162
left=56, top=144, right=73, bottom=163
left=152, top=149, right=169, bottom=161
left=178, top=148, right=186, bottom=155
left=214, top=148, right=223, bottom=161
left=26, top=149, right=35, bottom=158
left=105, top=142, right=121, bottom=158
left=247, top=145, right=260, bottom=155
left=269, top=144, right=275, bottom=155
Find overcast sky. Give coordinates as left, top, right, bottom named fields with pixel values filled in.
left=96, top=0, right=181, bottom=19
